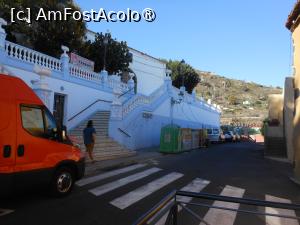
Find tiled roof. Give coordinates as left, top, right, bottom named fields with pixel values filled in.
left=286, top=0, right=300, bottom=30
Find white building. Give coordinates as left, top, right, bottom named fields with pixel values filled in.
left=0, top=20, right=221, bottom=157
left=86, top=30, right=167, bottom=95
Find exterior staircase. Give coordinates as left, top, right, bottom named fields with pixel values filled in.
left=69, top=111, right=136, bottom=161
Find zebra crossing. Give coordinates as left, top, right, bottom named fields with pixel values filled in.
left=76, top=164, right=300, bottom=225
left=0, top=209, right=14, bottom=217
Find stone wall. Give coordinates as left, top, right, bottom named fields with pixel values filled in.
left=292, top=19, right=300, bottom=179
left=284, top=77, right=294, bottom=163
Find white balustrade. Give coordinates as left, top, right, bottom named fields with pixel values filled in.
left=5, top=41, right=61, bottom=71
left=69, top=64, right=102, bottom=82
left=122, top=84, right=166, bottom=118
left=107, top=76, right=129, bottom=92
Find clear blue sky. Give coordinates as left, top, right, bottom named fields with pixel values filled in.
left=75, top=0, right=296, bottom=87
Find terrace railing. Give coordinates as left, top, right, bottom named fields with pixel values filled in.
left=133, top=190, right=300, bottom=225
left=5, top=41, right=62, bottom=71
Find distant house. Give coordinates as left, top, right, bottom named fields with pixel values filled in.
left=243, top=100, right=251, bottom=105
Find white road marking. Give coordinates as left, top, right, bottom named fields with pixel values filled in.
left=199, top=185, right=245, bottom=225
left=177, top=178, right=211, bottom=203
left=151, top=178, right=210, bottom=225
left=0, top=208, right=14, bottom=217
left=110, top=172, right=184, bottom=210
left=76, top=164, right=146, bottom=187
left=89, top=167, right=162, bottom=196
left=265, top=195, right=299, bottom=225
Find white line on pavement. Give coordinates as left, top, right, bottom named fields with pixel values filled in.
left=76, top=164, right=146, bottom=187
left=151, top=178, right=210, bottom=225
left=110, top=172, right=184, bottom=210
left=265, top=195, right=299, bottom=225
left=199, top=185, right=245, bottom=225
left=89, top=167, right=162, bottom=196
left=0, top=208, right=14, bottom=217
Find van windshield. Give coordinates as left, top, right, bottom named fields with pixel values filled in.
left=213, top=129, right=219, bottom=135
left=207, top=129, right=212, bottom=135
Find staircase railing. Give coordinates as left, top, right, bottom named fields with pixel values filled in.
left=133, top=190, right=300, bottom=225
left=122, top=84, right=166, bottom=118
left=68, top=99, right=112, bottom=122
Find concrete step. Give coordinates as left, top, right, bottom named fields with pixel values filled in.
left=93, top=149, right=135, bottom=156
left=86, top=152, right=135, bottom=162
left=75, top=136, right=112, bottom=141
left=94, top=145, right=125, bottom=151
left=69, top=111, right=135, bottom=162
left=69, top=131, right=109, bottom=135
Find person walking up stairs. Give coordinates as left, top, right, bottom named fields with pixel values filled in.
left=69, top=111, right=136, bottom=162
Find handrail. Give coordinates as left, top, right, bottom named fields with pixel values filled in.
left=133, top=190, right=176, bottom=225
left=133, top=190, right=300, bottom=225
left=118, top=128, right=132, bottom=137
left=68, top=99, right=112, bottom=122
left=176, top=191, right=300, bottom=210
left=118, top=87, right=135, bottom=99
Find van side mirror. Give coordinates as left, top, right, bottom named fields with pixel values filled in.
left=62, top=126, right=67, bottom=141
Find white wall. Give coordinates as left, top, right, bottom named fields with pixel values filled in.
left=86, top=30, right=167, bottom=96
left=129, top=48, right=166, bottom=95
left=5, top=65, right=114, bottom=129
left=154, top=99, right=220, bottom=128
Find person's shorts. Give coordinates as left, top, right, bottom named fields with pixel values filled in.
left=85, top=143, right=94, bottom=152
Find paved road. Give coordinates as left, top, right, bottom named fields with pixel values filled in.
left=1, top=142, right=300, bottom=225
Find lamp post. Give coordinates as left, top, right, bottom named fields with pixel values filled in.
left=103, top=32, right=109, bottom=71
left=170, top=91, right=184, bottom=126
left=170, top=59, right=186, bottom=126
left=180, top=59, right=185, bottom=87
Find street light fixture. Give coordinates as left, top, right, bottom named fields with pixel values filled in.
left=180, top=59, right=185, bottom=87
left=103, top=32, right=109, bottom=71
left=170, top=60, right=186, bottom=126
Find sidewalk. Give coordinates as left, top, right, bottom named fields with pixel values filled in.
left=84, top=147, right=162, bottom=176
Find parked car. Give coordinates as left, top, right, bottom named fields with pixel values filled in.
left=0, top=74, right=85, bottom=197
left=228, top=131, right=235, bottom=142
left=224, top=131, right=233, bottom=142
left=235, top=132, right=241, bottom=142
left=219, top=131, right=226, bottom=143
left=207, top=128, right=221, bottom=143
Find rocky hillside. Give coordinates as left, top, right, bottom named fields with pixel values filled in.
left=195, top=71, right=282, bottom=126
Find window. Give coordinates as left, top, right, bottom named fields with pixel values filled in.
left=21, top=106, right=44, bottom=137
left=21, top=105, right=58, bottom=139
left=207, top=129, right=212, bottom=135
left=213, top=129, right=219, bottom=135
left=44, top=108, right=58, bottom=139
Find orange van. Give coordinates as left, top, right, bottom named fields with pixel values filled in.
left=0, top=74, right=85, bottom=197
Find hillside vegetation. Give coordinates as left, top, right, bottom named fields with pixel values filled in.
left=195, top=71, right=282, bottom=125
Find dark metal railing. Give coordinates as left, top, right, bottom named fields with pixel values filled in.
left=118, top=128, right=132, bottom=137
left=67, top=99, right=112, bottom=122
left=68, top=88, right=135, bottom=123
left=133, top=190, right=300, bottom=225
left=118, top=87, right=135, bottom=99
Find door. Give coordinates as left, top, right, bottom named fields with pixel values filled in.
left=15, top=104, right=71, bottom=189
left=53, top=93, right=65, bottom=128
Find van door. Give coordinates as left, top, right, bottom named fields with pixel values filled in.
left=14, top=104, right=71, bottom=189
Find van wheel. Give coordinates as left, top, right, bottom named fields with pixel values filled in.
left=50, top=167, right=74, bottom=197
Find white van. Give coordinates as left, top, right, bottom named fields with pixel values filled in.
left=207, top=128, right=221, bottom=143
